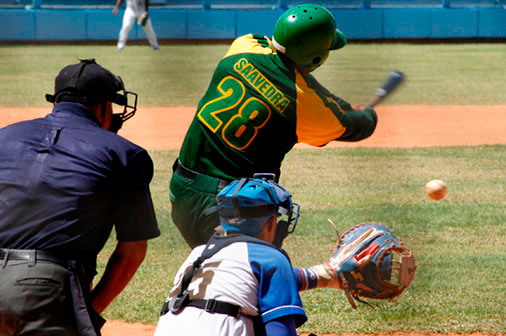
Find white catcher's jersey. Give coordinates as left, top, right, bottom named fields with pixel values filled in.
left=154, top=241, right=307, bottom=335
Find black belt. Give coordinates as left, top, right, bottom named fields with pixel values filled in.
left=188, top=299, right=242, bottom=317
left=0, top=248, right=68, bottom=268
left=161, top=298, right=242, bottom=318
left=173, top=159, right=231, bottom=190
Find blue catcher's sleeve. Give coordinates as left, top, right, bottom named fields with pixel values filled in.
left=247, top=243, right=307, bottom=327
left=265, top=316, right=298, bottom=336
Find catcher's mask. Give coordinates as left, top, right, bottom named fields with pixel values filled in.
left=272, top=4, right=347, bottom=72
left=217, top=175, right=299, bottom=248
left=45, top=58, right=138, bottom=133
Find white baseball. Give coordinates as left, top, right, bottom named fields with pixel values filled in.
left=425, top=180, right=447, bottom=200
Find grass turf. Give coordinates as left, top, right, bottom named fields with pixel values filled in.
left=1, top=42, right=506, bottom=107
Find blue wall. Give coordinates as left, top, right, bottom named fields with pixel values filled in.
left=1, top=7, right=505, bottom=41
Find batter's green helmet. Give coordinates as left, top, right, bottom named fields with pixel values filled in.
left=272, top=4, right=347, bottom=71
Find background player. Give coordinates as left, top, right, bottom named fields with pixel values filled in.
left=113, top=0, right=159, bottom=51
left=170, top=4, right=378, bottom=248
left=155, top=177, right=307, bottom=335
left=0, top=59, right=160, bottom=335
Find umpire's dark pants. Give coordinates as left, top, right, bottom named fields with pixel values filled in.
left=0, top=250, right=79, bottom=336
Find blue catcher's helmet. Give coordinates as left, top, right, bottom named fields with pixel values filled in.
left=217, top=177, right=299, bottom=238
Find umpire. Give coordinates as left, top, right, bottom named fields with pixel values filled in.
left=0, top=59, right=160, bottom=335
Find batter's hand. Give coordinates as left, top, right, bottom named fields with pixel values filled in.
left=112, top=7, right=118, bottom=15
left=353, top=104, right=367, bottom=112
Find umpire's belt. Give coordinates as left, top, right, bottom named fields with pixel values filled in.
left=173, top=159, right=231, bottom=190
left=0, top=248, right=67, bottom=268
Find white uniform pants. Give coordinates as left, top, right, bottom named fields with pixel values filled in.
left=117, top=6, right=159, bottom=50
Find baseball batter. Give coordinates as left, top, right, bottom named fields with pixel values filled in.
left=113, top=0, right=159, bottom=51
left=170, top=4, right=378, bottom=248
left=156, top=177, right=307, bottom=335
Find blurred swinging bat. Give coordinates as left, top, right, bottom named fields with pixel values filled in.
left=367, top=70, right=405, bottom=107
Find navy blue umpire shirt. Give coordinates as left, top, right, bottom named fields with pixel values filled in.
left=0, top=102, right=160, bottom=274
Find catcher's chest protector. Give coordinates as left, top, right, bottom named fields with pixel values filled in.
left=162, top=233, right=289, bottom=314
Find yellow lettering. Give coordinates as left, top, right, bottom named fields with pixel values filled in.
left=253, top=76, right=265, bottom=87
left=233, top=58, right=291, bottom=113
left=246, top=70, right=258, bottom=82
left=271, top=92, right=283, bottom=105
left=240, top=65, right=252, bottom=77
left=264, top=86, right=276, bottom=98
left=258, top=81, right=270, bottom=93
left=277, top=98, right=290, bottom=112
left=234, top=58, right=247, bottom=71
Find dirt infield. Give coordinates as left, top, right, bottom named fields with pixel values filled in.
left=1, top=105, right=505, bottom=150
left=1, top=105, right=504, bottom=336
left=100, top=319, right=496, bottom=336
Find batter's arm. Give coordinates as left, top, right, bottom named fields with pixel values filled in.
left=314, top=78, right=378, bottom=141
left=89, top=240, right=147, bottom=313
left=296, top=72, right=377, bottom=144
left=336, top=106, right=377, bottom=142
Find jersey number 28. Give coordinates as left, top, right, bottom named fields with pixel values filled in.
left=198, top=76, right=271, bottom=150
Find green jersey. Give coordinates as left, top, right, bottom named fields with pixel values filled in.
left=179, top=34, right=377, bottom=180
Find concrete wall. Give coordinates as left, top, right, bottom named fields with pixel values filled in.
left=1, top=7, right=505, bottom=41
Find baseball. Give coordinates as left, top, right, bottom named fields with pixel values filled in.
left=425, top=179, right=447, bottom=200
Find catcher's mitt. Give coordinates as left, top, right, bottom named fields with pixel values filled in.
left=138, top=11, right=149, bottom=26
left=326, top=221, right=416, bottom=308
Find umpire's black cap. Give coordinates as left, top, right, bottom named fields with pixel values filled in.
left=46, top=58, right=127, bottom=105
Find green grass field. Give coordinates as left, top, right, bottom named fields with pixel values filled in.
left=1, top=42, right=506, bottom=107
left=1, top=43, right=505, bottom=334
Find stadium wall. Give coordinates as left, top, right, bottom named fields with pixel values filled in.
left=0, top=7, right=505, bottom=41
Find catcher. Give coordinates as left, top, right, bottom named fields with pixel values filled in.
left=156, top=177, right=307, bottom=335
left=155, top=176, right=416, bottom=335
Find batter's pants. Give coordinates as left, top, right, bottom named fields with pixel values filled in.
left=169, top=161, right=231, bottom=248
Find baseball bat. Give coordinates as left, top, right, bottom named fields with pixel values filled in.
left=367, top=70, right=405, bottom=107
